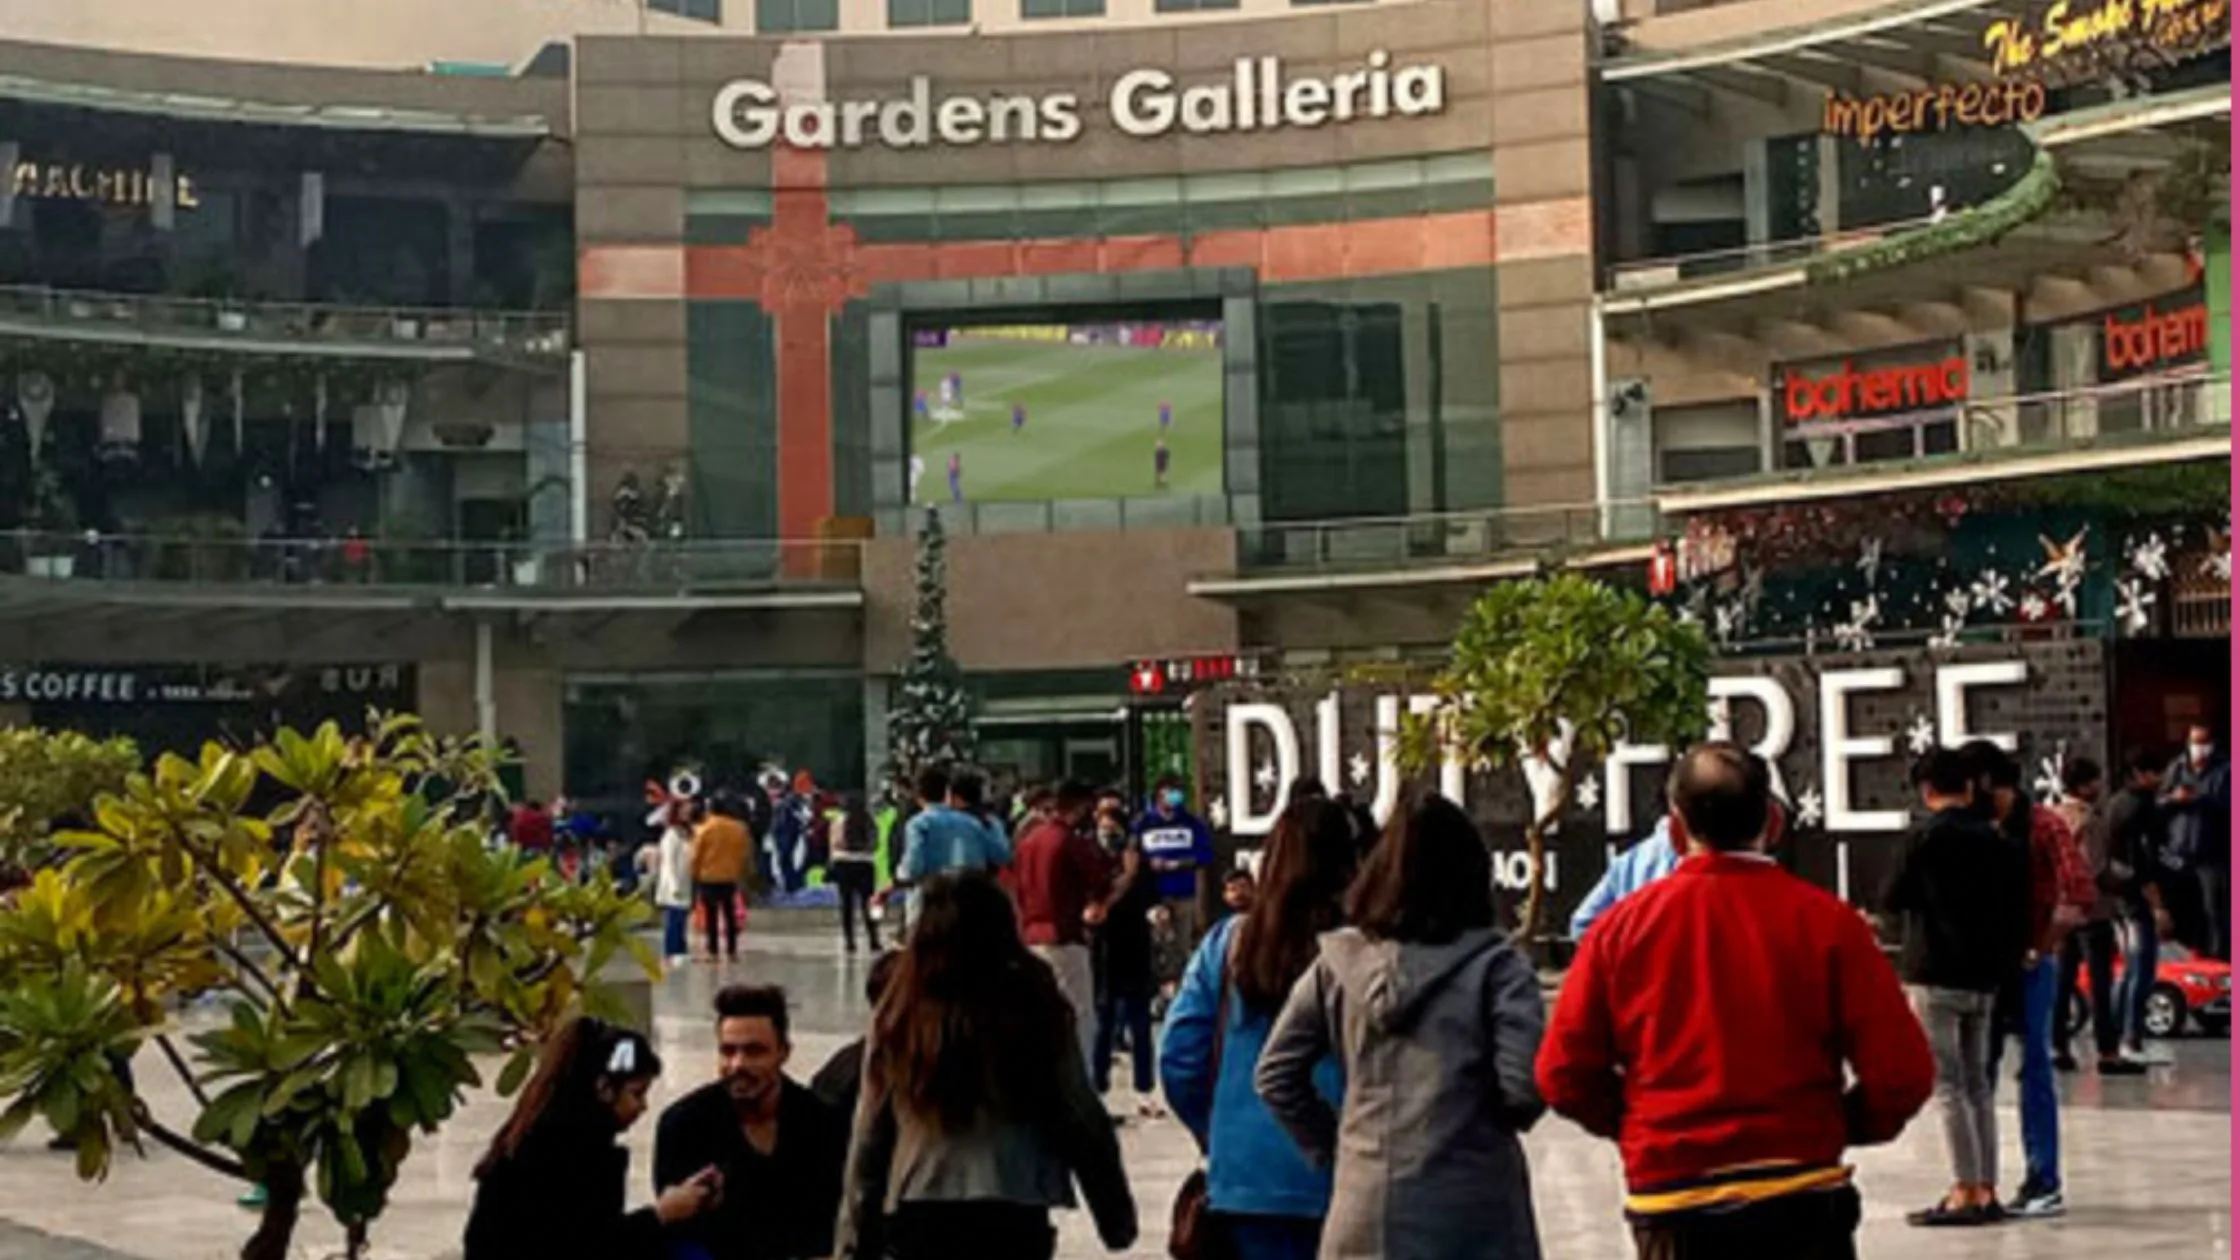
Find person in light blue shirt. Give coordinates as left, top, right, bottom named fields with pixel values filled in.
left=896, top=765, right=1011, bottom=886
left=1568, top=817, right=1681, bottom=941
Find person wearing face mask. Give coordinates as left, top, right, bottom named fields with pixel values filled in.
left=2161, top=725, right=2229, bottom=959
left=465, top=1018, right=722, bottom=1260
left=1133, top=774, right=1216, bottom=961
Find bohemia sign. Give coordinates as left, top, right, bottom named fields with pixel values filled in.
left=2100, top=298, right=2209, bottom=376
left=1781, top=355, right=1972, bottom=424
left=1195, top=641, right=2108, bottom=920
left=712, top=51, right=1445, bottom=150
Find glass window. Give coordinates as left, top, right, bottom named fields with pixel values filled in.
left=757, top=0, right=838, bottom=31
left=1021, top=0, right=1104, bottom=19
left=889, top=0, right=971, bottom=25
left=651, top=0, right=722, bottom=18
left=1155, top=0, right=1240, bottom=10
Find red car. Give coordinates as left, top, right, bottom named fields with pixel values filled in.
left=2065, top=943, right=2231, bottom=1039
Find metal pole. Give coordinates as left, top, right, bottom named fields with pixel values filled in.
left=474, top=619, right=498, bottom=748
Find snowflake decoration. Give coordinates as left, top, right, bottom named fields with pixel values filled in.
left=1831, top=595, right=1880, bottom=653
left=2050, top=570, right=2082, bottom=617
left=1676, top=605, right=1702, bottom=627
left=1969, top=570, right=2015, bottom=615
left=1576, top=776, right=1602, bottom=813
left=1206, top=796, right=1229, bottom=830
left=1794, top=786, right=1825, bottom=829
left=1857, top=537, right=1885, bottom=587
left=1346, top=751, right=1372, bottom=790
left=2019, top=592, right=2049, bottom=622
left=2033, top=742, right=2068, bottom=807
left=795, top=802, right=816, bottom=826
left=2128, top=534, right=2170, bottom=582
left=2038, top=528, right=2089, bottom=587
left=1252, top=761, right=1279, bottom=792
left=2202, top=517, right=2231, bottom=583
left=1714, top=600, right=1744, bottom=644
left=1906, top=714, right=1939, bottom=756
left=1942, top=587, right=1975, bottom=619
left=1928, top=614, right=1966, bottom=650
left=2115, top=578, right=2156, bottom=634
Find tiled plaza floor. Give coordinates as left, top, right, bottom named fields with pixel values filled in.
left=0, top=926, right=2227, bottom=1259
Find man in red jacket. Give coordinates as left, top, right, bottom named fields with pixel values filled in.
left=1012, top=779, right=1112, bottom=1075
left=1538, top=743, right=1935, bottom=1260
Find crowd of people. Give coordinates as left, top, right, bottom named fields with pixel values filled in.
left=461, top=727, right=2225, bottom=1260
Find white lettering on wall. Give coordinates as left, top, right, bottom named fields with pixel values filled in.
left=1936, top=660, right=2028, bottom=752
left=711, top=54, right=1445, bottom=151
left=1819, top=668, right=1908, bottom=833
left=1227, top=702, right=1299, bottom=837
left=1710, top=675, right=1797, bottom=802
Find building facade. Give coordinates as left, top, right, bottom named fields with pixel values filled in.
left=0, top=0, right=2227, bottom=905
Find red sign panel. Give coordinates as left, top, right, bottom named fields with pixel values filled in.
left=1782, top=356, right=1970, bottom=424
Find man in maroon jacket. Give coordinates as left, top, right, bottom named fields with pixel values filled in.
left=1538, top=743, right=1935, bottom=1260
left=1012, top=779, right=1112, bottom=1075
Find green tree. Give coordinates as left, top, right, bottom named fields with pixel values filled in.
left=885, top=507, right=978, bottom=783
left=0, top=716, right=653, bottom=1260
left=1400, top=574, right=1713, bottom=943
left=0, top=727, right=139, bottom=870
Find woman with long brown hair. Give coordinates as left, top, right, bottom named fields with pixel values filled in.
left=464, top=1016, right=721, bottom=1260
left=1159, top=797, right=1358, bottom=1260
left=836, top=872, right=1136, bottom=1260
left=1257, top=794, right=1547, bottom=1260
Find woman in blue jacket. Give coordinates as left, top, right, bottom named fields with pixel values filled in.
left=1160, top=797, right=1358, bottom=1260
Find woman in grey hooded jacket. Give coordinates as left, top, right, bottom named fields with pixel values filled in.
left=1255, top=794, right=1547, bottom=1260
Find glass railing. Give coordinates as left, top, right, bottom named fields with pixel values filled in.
left=0, top=284, right=571, bottom=358
left=878, top=494, right=1232, bottom=537
left=0, top=533, right=861, bottom=592
left=1606, top=215, right=1942, bottom=292
left=1233, top=501, right=1659, bottom=576
left=1669, top=371, right=2230, bottom=497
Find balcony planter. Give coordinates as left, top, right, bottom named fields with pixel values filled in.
left=391, top=316, right=423, bottom=341
left=25, top=553, right=74, bottom=580
left=215, top=306, right=249, bottom=333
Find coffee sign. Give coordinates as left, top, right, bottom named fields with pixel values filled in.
left=711, top=52, right=1445, bottom=151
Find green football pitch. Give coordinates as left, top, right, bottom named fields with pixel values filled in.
left=907, top=337, right=1224, bottom=504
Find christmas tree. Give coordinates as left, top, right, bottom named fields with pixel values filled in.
left=886, top=507, right=977, bottom=782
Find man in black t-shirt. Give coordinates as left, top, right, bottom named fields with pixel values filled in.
left=655, top=985, right=846, bottom=1260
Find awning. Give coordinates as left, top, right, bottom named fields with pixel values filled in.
left=0, top=72, right=552, bottom=138
left=1602, top=0, right=2025, bottom=100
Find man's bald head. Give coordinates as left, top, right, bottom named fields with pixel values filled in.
left=1667, top=741, right=1772, bottom=853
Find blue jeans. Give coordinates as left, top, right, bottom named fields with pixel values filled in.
left=662, top=905, right=690, bottom=960
left=2016, top=957, right=2060, bottom=1190
left=1226, top=1215, right=1322, bottom=1260
left=2119, top=909, right=2159, bottom=1050
left=1094, top=991, right=1155, bottom=1094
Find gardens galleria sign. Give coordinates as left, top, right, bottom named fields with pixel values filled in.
left=711, top=52, right=1446, bottom=150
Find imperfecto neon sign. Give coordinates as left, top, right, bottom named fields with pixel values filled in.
left=1823, top=81, right=2047, bottom=142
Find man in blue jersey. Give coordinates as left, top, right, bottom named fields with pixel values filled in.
left=1157, top=400, right=1173, bottom=430
left=1011, top=401, right=1027, bottom=434
left=1132, top=773, right=1214, bottom=967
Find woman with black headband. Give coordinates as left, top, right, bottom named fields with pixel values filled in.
left=465, top=1016, right=723, bottom=1260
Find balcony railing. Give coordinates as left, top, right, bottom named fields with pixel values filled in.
left=0, top=284, right=571, bottom=360
left=0, top=533, right=860, bottom=593
left=1236, top=501, right=1660, bottom=576
left=1606, top=214, right=1942, bottom=292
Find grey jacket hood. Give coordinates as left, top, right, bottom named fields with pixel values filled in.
left=1319, top=926, right=1510, bottom=1035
